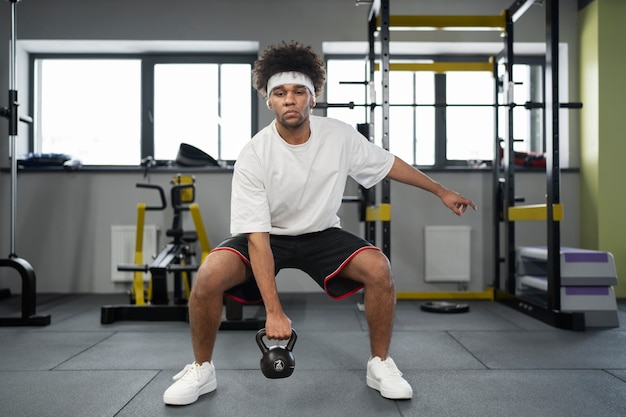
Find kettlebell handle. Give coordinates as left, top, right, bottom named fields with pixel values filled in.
left=256, top=328, right=297, bottom=352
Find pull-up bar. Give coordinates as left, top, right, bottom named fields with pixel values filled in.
left=375, top=61, right=494, bottom=73
left=317, top=101, right=582, bottom=110
left=509, top=0, right=542, bottom=23
left=377, top=13, right=506, bottom=31
left=364, top=0, right=541, bottom=25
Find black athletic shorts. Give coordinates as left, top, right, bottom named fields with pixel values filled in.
left=212, top=228, right=380, bottom=304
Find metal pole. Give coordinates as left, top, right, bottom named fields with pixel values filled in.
left=380, top=0, right=391, bottom=259
left=503, top=10, right=516, bottom=294
left=8, top=0, right=20, bottom=257
left=365, top=12, right=377, bottom=246
left=492, top=57, right=501, bottom=291
left=545, top=0, right=561, bottom=312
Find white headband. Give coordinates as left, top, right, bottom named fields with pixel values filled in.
left=266, top=71, right=316, bottom=98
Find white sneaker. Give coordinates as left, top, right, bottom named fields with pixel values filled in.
left=163, top=361, right=217, bottom=405
left=366, top=356, right=413, bottom=400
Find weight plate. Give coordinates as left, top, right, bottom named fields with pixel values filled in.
left=420, top=301, right=470, bottom=314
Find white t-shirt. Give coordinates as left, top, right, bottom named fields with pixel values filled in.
left=230, top=115, right=395, bottom=236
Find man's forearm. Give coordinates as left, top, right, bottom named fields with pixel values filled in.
left=247, top=232, right=283, bottom=316
left=386, top=156, right=447, bottom=197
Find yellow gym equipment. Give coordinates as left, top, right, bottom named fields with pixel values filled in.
left=101, top=175, right=210, bottom=323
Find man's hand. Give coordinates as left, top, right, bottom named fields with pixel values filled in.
left=264, top=310, right=293, bottom=340
left=440, top=189, right=477, bottom=216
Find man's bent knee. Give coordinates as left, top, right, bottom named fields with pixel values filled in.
left=341, top=250, right=394, bottom=287
left=192, top=250, right=249, bottom=299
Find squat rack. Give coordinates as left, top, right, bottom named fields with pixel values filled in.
left=494, top=0, right=584, bottom=330
left=363, top=0, right=583, bottom=329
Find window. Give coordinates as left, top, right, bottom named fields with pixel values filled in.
left=446, top=71, right=494, bottom=162
left=326, top=58, right=436, bottom=165
left=34, top=59, right=142, bottom=165
left=326, top=57, right=544, bottom=167
left=32, top=54, right=256, bottom=165
left=498, top=61, right=544, bottom=154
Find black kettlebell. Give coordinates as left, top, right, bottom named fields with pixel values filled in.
left=255, top=328, right=297, bottom=379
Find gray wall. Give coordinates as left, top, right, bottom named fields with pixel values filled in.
left=0, top=0, right=581, bottom=295
left=0, top=168, right=580, bottom=294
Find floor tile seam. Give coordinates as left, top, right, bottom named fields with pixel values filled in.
left=604, top=369, right=626, bottom=383
left=389, top=367, right=626, bottom=373
left=42, top=307, right=106, bottom=326
left=0, top=368, right=619, bottom=373
left=446, top=329, right=626, bottom=335
left=33, top=293, right=79, bottom=307
left=391, top=329, right=529, bottom=333
left=482, top=306, right=533, bottom=330
left=94, top=328, right=190, bottom=333
left=444, top=329, right=544, bottom=335
left=444, top=330, right=490, bottom=369
left=115, top=370, right=163, bottom=415
left=25, top=329, right=119, bottom=334
left=0, top=368, right=162, bottom=374
left=49, top=331, right=118, bottom=370
left=23, top=294, right=93, bottom=313
left=476, top=367, right=626, bottom=372
left=154, top=368, right=625, bottom=373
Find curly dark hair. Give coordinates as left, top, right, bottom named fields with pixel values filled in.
left=253, top=41, right=326, bottom=98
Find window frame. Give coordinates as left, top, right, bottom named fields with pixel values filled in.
left=29, top=52, right=258, bottom=166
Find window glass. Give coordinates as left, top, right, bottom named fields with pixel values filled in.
left=326, top=59, right=369, bottom=129
left=327, top=59, right=436, bottom=166
left=414, top=72, right=435, bottom=165
left=446, top=71, right=494, bottom=161
left=154, top=63, right=251, bottom=161
left=387, top=72, right=413, bottom=162
left=313, top=58, right=545, bottom=167
left=497, top=63, right=544, bottom=155
left=33, top=56, right=253, bottom=165
left=219, top=64, right=252, bottom=160
left=154, top=63, right=218, bottom=161
left=36, top=59, right=141, bottom=165
left=512, top=64, right=530, bottom=153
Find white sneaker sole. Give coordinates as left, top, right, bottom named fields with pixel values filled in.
left=366, top=376, right=413, bottom=400
left=163, top=379, right=217, bottom=406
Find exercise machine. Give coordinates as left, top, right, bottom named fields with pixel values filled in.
left=101, top=175, right=210, bottom=323
left=516, top=246, right=619, bottom=327
left=0, top=0, right=50, bottom=326
left=100, top=174, right=263, bottom=329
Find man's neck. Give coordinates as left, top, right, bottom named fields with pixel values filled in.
left=276, top=118, right=311, bottom=145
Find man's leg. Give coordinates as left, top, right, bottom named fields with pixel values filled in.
left=338, top=249, right=413, bottom=400
left=189, top=250, right=250, bottom=363
left=164, top=249, right=249, bottom=405
left=338, top=249, right=395, bottom=359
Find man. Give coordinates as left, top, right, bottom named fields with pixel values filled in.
left=163, top=41, right=476, bottom=406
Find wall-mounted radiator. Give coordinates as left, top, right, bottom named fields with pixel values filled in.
left=110, top=225, right=160, bottom=282
left=424, top=225, right=471, bottom=282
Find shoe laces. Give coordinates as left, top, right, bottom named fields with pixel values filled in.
left=379, top=358, right=403, bottom=377
left=173, top=362, right=203, bottom=383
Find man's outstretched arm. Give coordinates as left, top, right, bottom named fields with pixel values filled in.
left=386, top=156, right=477, bottom=216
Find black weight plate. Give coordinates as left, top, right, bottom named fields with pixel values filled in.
left=420, top=301, right=470, bottom=314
